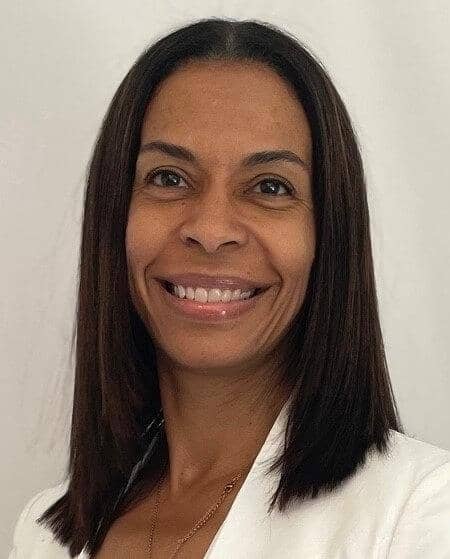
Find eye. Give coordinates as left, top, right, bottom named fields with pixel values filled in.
left=144, top=169, right=187, bottom=189
left=253, top=178, right=294, bottom=197
left=143, top=169, right=294, bottom=198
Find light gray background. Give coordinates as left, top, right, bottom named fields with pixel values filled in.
left=1, top=1, right=449, bottom=554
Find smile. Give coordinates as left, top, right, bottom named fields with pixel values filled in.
left=157, top=280, right=269, bottom=322
left=162, top=281, right=264, bottom=303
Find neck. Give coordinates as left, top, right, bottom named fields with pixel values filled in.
left=155, top=354, right=290, bottom=498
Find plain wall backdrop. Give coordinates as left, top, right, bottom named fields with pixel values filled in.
left=1, top=1, right=449, bottom=554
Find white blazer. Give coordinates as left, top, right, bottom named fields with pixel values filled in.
left=8, top=400, right=450, bottom=558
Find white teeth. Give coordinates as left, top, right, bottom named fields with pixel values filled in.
left=185, top=286, right=195, bottom=300
left=194, top=287, right=208, bottom=303
left=240, top=290, right=253, bottom=300
left=219, top=289, right=232, bottom=303
left=171, top=284, right=256, bottom=302
left=207, top=288, right=223, bottom=303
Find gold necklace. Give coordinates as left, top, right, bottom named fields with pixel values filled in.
left=148, top=463, right=244, bottom=558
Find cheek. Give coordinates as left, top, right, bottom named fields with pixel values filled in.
left=265, top=214, right=316, bottom=285
left=125, top=203, right=166, bottom=269
left=125, top=205, right=167, bottom=316
left=126, top=221, right=148, bottom=271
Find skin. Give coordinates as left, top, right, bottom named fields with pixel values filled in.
left=123, top=59, right=315, bottom=553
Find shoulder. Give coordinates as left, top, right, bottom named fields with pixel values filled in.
left=375, top=428, right=450, bottom=474
left=8, top=480, right=71, bottom=559
left=358, top=429, right=450, bottom=501
left=361, top=429, right=450, bottom=556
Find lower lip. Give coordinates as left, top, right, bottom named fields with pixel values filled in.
left=157, top=281, right=268, bottom=322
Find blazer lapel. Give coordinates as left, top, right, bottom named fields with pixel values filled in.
left=204, top=398, right=290, bottom=559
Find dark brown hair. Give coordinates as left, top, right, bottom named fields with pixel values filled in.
left=37, top=17, right=403, bottom=557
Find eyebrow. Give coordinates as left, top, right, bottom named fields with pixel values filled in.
left=138, top=140, right=310, bottom=172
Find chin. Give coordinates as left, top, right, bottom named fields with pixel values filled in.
left=157, top=340, right=257, bottom=372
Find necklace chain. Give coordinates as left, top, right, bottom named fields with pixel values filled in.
left=148, top=461, right=244, bottom=558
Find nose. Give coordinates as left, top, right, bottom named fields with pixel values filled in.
left=179, top=188, right=248, bottom=254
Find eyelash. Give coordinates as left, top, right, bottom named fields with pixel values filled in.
left=143, top=169, right=295, bottom=198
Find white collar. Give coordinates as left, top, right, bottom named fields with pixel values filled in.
left=204, top=396, right=292, bottom=558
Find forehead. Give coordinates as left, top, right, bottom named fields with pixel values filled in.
left=140, top=60, right=312, bottom=165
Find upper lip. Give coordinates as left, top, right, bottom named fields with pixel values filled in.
left=157, top=273, right=272, bottom=291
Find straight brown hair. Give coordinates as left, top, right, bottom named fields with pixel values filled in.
left=37, top=17, right=403, bottom=557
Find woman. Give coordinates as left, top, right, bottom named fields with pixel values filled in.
left=8, top=17, right=450, bottom=559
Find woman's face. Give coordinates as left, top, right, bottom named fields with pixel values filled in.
left=126, top=60, right=315, bottom=371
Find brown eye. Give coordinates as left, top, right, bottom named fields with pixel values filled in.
left=143, top=170, right=294, bottom=198
left=254, top=178, right=294, bottom=197
left=144, top=170, right=187, bottom=189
